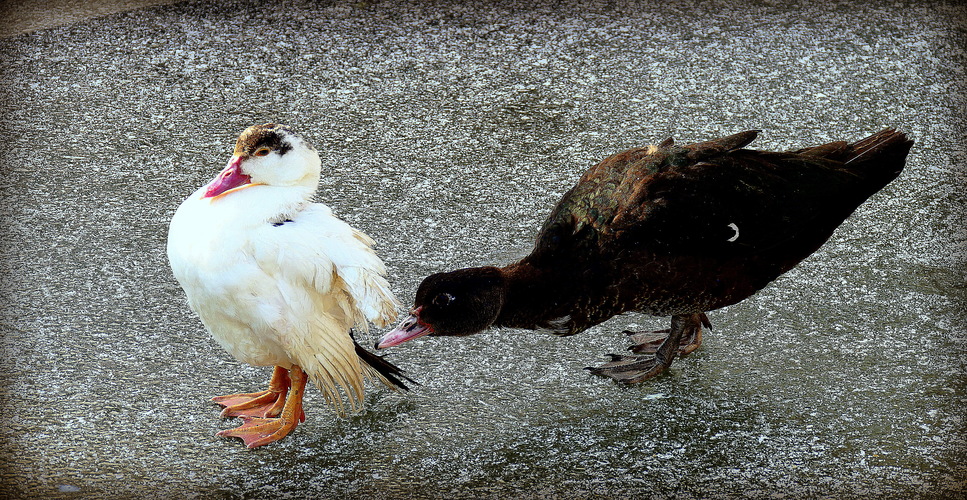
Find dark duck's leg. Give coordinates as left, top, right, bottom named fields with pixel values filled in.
left=587, top=313, right=707, bottom=383
left=624, top=313, right=711, bottom=357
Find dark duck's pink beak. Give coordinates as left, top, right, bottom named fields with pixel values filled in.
left=377, top=307, right=432, bottom=348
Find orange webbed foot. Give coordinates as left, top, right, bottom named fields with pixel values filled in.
left=212, top=366, right=291, bottom=418
left=213, top=390, right=287, bottom=418
left=214, top=365, right=308, bottom=448
left=216, top=414, right=301, bottom=448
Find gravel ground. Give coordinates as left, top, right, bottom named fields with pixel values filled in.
left=0, top=0, right=180, bottom=37
left=0, top=0, right=964, bottom=498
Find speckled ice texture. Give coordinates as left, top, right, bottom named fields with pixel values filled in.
left=0, top=0, right=964, bottom=498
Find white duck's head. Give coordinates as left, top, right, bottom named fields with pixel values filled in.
left=203, top=123, right=321, bottom=201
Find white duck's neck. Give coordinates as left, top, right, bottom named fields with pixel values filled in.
left=197, top=182, right=315, bottom=228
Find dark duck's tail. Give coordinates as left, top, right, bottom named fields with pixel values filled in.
left=742, top=128, right=913, bottom=266
left=798, top=128, right=913, bottom=196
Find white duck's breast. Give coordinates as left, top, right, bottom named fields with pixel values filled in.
left=167, top=188, right=296, bottom=367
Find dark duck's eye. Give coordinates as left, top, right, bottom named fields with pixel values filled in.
left=432, top=293, right=455, bottom=307
left=253, top=147, right=271, bottom=157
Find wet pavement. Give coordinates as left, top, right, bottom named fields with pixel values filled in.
left=0, top=0, right=965, bottom=498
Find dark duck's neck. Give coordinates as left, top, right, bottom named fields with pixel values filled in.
left=494, top=259, right=597, bottom=336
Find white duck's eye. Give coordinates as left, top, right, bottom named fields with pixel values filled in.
left=253, top=148, right=271, bottom=157
left=432, top=293, right=455, bottom=307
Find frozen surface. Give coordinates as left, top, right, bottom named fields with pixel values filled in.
left=0, top=0, right=965, bottom=498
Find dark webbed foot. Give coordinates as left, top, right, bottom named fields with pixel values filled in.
left=588, top=313, right=709, bottom=384
left=586, top=353, right=669, bottom=383
left=624, top=313, right=709, bottom=356
left=624, top=329, right=669, bottom=354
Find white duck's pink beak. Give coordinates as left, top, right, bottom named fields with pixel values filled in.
left=377, top=307, right=432, bottom=348
left=203, top=156, right=251, bottom=198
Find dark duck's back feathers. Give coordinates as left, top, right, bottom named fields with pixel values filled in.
left=378, top=129, right=913, bottom=383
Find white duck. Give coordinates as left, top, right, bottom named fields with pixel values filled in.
left=167, top=123, right=411, bottom=448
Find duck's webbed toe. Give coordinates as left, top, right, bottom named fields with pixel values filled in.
left=587, top=313, right=709, bottom=383
left=624, top=329, right=669, bottom=354
left=586, top=353, right=669, bottom=383
left=624, top=312, right=709, bottom=356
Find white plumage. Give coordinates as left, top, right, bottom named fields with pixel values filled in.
left=167, top=123, right=409, bottom=447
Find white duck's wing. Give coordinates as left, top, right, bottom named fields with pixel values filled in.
left=247, top=204, right=401, bottom=414
left=255, top=204, right=400, bottom=328
left=306, top=220, right=398, bottom=329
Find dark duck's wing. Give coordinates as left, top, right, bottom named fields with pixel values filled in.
left=528, top=129, right=912, bottom=383
left=611, top=130, right=908, bottom=261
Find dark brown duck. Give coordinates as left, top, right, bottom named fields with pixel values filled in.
left=378, top=129, right=914, bottom=383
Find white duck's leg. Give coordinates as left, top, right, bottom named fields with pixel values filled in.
left=212, top=365, right=292, bottom=418
left=216, top=365, right=308, bottom=448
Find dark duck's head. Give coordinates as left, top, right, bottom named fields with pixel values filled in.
left=377, top=267, right=506, bottom=348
